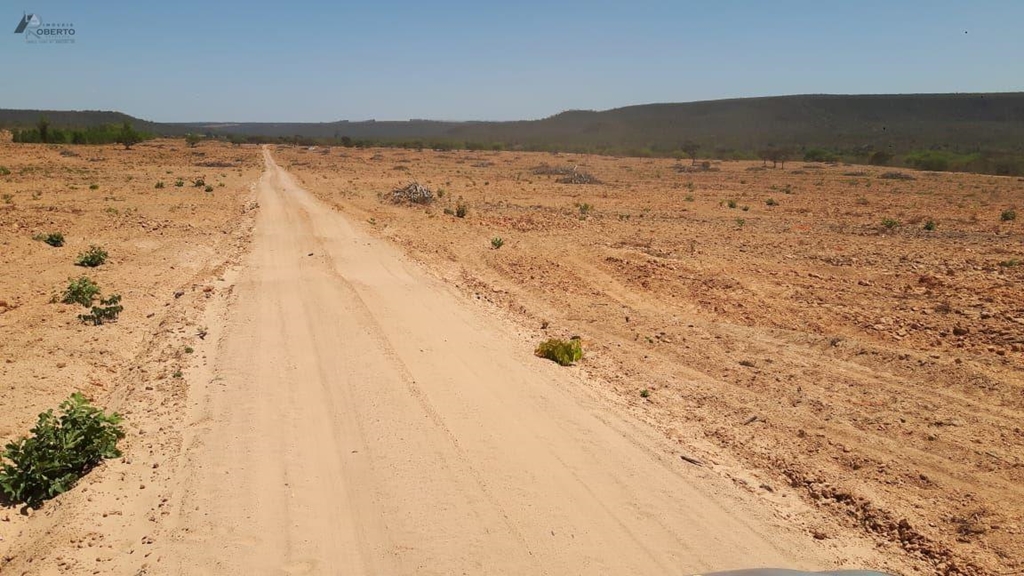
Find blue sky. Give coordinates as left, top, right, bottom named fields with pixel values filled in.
left=1, top=1, right=1021, bottom=122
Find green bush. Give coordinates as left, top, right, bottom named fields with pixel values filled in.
left=204, top=185, right=214, bottom=193
left=155, top=181, right=165, bottom=189
left=0, top=393, right=124, bottom=507
left=78, top=294, right=123, bottom=326
left=89, top=184, right=99, bottom=190
left=803, top=148, right=838, bottom=163
left=535, top=337, right=583, bottom=366
left=455, top=201, right=468, bottom=218
left=0, top=166, right=10, bottom=176
left=881, top=218, right=900, bottom=230
left=38, top=232, right=65, bottom=247
left=491, top=237, right=504, bottom=249
left=61, top=276, right=100, bottom=306
left=193, top=178, right=205, bottom=188
left=1001, top=209, right=1017, bottom=222
left=174, top=179, right=184, bottom=188
left=75, top=245, right=108, bottom=267
left=923, top=220, right=937, bottom=231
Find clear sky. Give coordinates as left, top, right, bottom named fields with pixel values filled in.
left=1, top=1, right=1021, bottom=122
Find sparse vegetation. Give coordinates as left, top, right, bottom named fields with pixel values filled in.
left=193, top=178, right=206, bottom=188
left=1001, top=209, right=1016, bottom=222
left=115, top=121, right=141, bottom=150
left=766, top=198, right=778, bottom=206
left=577, top=203, right=593, bottom=218
left=491, top=237, right=504, bottom=249
left=61, top=276, right=101, bottom=306
left=185, top=133, right=201, bottom=148
left=882, top=218, right=900, bottom=230
left=75, top=245, right=108, bottom=267
left=89, top=183, right=99, bottom=190
left=535, top=337, right=583, bottom=366
left=879, top=171, right=915, bottom=181
left=38, top=232, right=65, bottom=247
left=204, top=185, right=214, bottom=193
left=175, top=178, right=185, bottom=187
left=640, top=388, right=651, bottom=399
left=727, top=199, right=737, bottom=209
left=78, top=294, right=123, bottom=325
left=155, top=181, right=165, bottom=189
left=923, top=220, right=937, bottom=231
left=455, top=200, right=469, bottom=218
left=0, top=393, right=124, bottom=507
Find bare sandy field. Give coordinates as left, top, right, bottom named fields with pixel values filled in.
left=275, top=145, right=1023, bottom=576
left=0, top=138, right=260, bottom=568
left=1, top=139, right=1020, bottom=576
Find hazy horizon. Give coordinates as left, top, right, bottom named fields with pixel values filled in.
left=2, top=1, right=1022, bottom=123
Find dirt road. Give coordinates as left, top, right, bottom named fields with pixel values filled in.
left=126, top=149, right=891, bottom=575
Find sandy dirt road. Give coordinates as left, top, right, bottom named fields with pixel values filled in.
left=146, top=149, right=883, bottom=575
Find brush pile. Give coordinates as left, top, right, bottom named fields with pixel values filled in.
left=386, top=182, right=434, bottom=205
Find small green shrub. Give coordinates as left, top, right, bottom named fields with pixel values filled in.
left=61, top=276, right=100, bottom=306
left=535, top=337, right=583, bottom=366
left=882, top=218, right=900, bottom=230
left=2, top=193, right=12, bottom=204
left=727, top=199, right=737, bottom=209
left=39, top=232, right=65, bottom=247
left=455, top=201, right=468, bottom=218
left=155, top=181, right=165, bottom=189
left=193, top=178, right=205, bottom=188
left=1001, top=209, right=1017, bottom=222
left=0, top=166, right=10, bottom=176
left=766, top=198, right=778, bottom=206
left=75, top=245, right=108, bottom=267
left=204, top=185, right=214, bottom=193
left=174, top=179, right=184, bottom=188
left=640, top=388, right=651, bottom=398
left=735, top=218, right=746, bottom=227
left=998, top=259, right=1020, bottom=268
left=491, top=237, right=504, bottom=249
left=923, top=220, right=937, bottom=231
left=78, top=294, right=123, bottom=325
left=0, top=393, right=124, bottom=507
left=684, top=195, right=694, bottom=202
left=577, top=203, right=592, bottom=218
left=88, top=183, right=99, bottom=190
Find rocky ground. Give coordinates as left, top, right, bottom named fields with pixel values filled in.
left=277, top=145, right=1023, bottom=576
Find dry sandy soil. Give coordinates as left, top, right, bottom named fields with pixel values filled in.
left=0, top=138, right=261, bottom=570
left=273, top=145, right=1023, bottom=576
left=0, top=139, right=1020, bottom=576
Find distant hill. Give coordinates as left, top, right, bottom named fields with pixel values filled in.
left=4, top=93, right=1024, bottom=159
